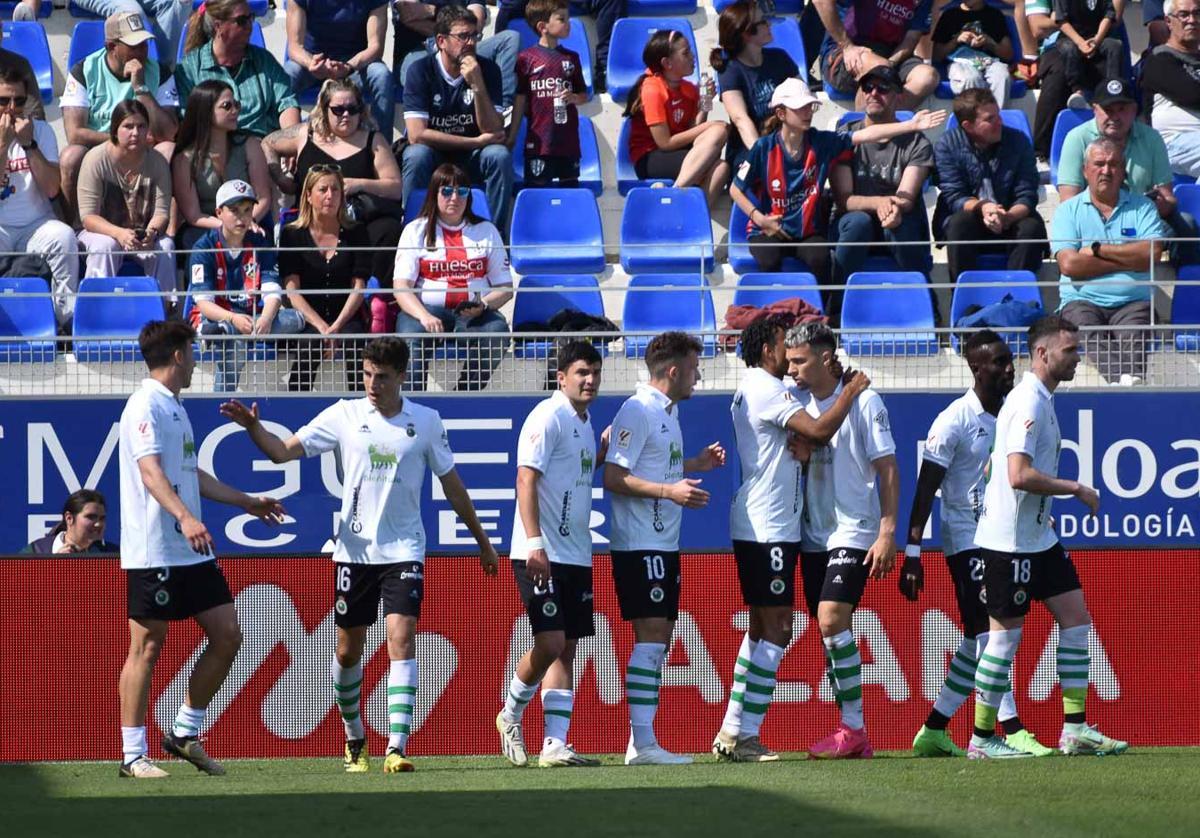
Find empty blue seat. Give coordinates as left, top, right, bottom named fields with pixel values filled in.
left=620, top=187, right=714, bottom=274
left=508, top=19, right=594, bottom=96
left=1173, top=172, right=1197, bottom=188
left=840, top=271, right=939, bottom=356
left=622, top=274, right=717, bottom=358
left=767, top=17, right=807, bottom=74
left=69, top=20, right=161, bottom=70
left=513, top=116, right=603, bottom=195
left=73, top=276, right=164, bottom=362
left=403, top=188, right=491, bottom=225
left=1, top=22, right=53, bottom=104
left=626, top=0, right=697, bottom=16
left=1050, top=108, right=1092, bottom=186
left=0, top=1, right=49, bottom=17
left=0, top=277, right=56, bottom=362
left=1170, top=280, right=1200, bottom=351
left=945, top=109, right=1032, bottom=141
left=512, top=274, right=607, bottom=358
left=606, top=18, right=699, bottom=103
left=733, top=272, right=823, bottom=312
left=511, top=188, right=605, bottom=275
left=617, top=119, right=673, bottom=195
left=935, top=16, right=1027, bottom=100
left=950, top=270, right=1043, bottom=353
left=178, top=19, right=264, bottom=63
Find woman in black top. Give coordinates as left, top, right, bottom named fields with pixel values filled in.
left=264, top=78, right=404, bottom=282
left=22, top=489, right=118, bottom=554
left=279, top=166, right=371, bottom=392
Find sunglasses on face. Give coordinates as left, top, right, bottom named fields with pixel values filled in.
left=860, top=82, right=895, bottom=95
left=216, top=99, right=241, bottom=111
left=0, top=96, right=27, bottom=108
left=311, top=163, right=342, bottom=174
left=440, top=186, right=471, bottom=198
left=225, top=13, right=254, bottom=27
left=329, top=104, right=363, bottom=117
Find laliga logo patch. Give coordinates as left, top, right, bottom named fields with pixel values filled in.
left=335, top=596, right=348, bottom=615
left=542, top=600, right=558, bottom=617
left=769, top=577, right=785, bottom=595
left=1013, top=589, right=1027, bottom=606
left=616, top=428, right=632, bottom=449
left=154, top=589, right=170, bottom=606
left=650, top=585, right=665, bottom=603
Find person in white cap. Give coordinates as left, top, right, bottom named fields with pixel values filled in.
left=728, top=77, right=944, bottom=322
left=187, top=179, right=306, bottom=392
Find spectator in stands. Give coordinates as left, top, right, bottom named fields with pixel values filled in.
left=831, top=67, right=934, bottom=311
left=265, top=78, right=405, bottom=284
left=507, top=0, right=588, bottom=188
left=933, top=88, right=1045, bottom=282
left=395, top=3, right=519, bottom=110
left=1143, top=0, right=1200, bottom=179
left=1012, top=0, right=1058, bottom=85
left=173, top=0, right=301, bottom=137
left=0, top=17, right=46, bottom=120
left=1020, top=0, right=1066, bottom=160
left=730, top=78, right=944, bottom=318
left=392, top=162, right=513, bottom=392
left=1051, top=138, right=1167, bottom=385
left=21, top=489, right=118, bottom=554
left=0, top=67, right=79, bottom=329
left=931, top=0, right=1014, bottom=106
left=403, top=6, right=513, bottom=234
left=625, top=30, right=729, bottom=206
left=188, top=180, right=306, bottom=392
left=60, top=12, right=177, bottom=225
left=712, top=0, right=798, bottom=169
left=813, top=0, right=940, bottom=108
left=1050, top=0, right=1124, bottom=111
left=284, top=0, right=395, bottom=139
left=496, top=0, right=623, bottom=93
left=1145, top=0, right=1172, bottom=50
left=76, top=100, right=175, bottom=307
left=71, top=0, right=192, bottom=68
left=10, top=1, right=40, bottom=23
left=280, top=165, right=370, bottom=392
left=172, top=80, right=272, bottom=256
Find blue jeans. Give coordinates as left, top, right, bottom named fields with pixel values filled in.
left=401, top=142, right=514, bottom=237
left=833, top=209, right=935, bottom=323
left=394, top=303, right=509, bottom=392
left=397, top=30, right=520, bottom=110
left=199, top=309, right=306, bottom=392
left=72, top=0, right=192, bottom=70
left=284, top=61, right=395, bottom=140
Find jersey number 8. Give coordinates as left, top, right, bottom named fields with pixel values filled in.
left=769, top=546, right=785, bottom=572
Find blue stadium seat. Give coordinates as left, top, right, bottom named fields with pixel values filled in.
left=0, top=1, right=49, bottom=17
left=728, top=201, right=809, bottom=274
left=513, top=116, right=603, bottom=195
left=69, top=20, right=160, bottom=70
left=617, top=119, right=673, bottom=195
left=0, top=277, right=56, bottom=362
left=835, top=110, right=914, bottom=129
left=178, top=19, right=264, bottom=63
left=191, top=0, right=268, bottom=14
left=512, top=274, right=607, bottom=359
left=840, top=271, right=939, bottom=356
left=403, top=188, right=491, bottom=225
left=949, top=270, right=1043, bottom=354
left=510, top=188, right=605, bottom=275
left=1, top=22, right=53, bottom=104
left=1170, top=280, right=1200, bottom=351
left=767, top=17, right=807, bottom=74
left=508, top=19, right=594, bottom=97
left=72, top=276, right=164, bottom=363
left=626, top=0, right=697, bottom=14
left=733, top=272, right=823, bottom=312
left=620, top=187, right=714, bottom=274
left=1049, top=108, right=1092, bottom=186
left=945, top=109, right=1032, bottom=141
left=715, top=0, right=802, bottom=11
left=1173, top=172, right=1197, bottom=188
left=935, top=15, right=1027, bottom=100
left=622, top=274, right=717, bottom=358
left=606, top=18, right=699, bottom=103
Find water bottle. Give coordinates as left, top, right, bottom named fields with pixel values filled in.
left=553, top=79, right=568, bottom=125
left=699, top=72, right=713, bottom=113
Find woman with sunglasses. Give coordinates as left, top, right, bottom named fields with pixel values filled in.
left=392, top=163, right=513, bottom=392
left=280, top=165, right=371, bottom=392
left=711, top=1, right=798, bottom=169
left=172, top=80, right=273, bottom=255
left=264, top=78, right=404, bottom=284
left=21, top=489, right=118, bottom=555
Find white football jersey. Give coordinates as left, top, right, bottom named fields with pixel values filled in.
left=393, top=217, right=512, bottom=310
left=296, top=397, right=455, bottom=565
left=510, top=390, right=597, bottom=567
left=975, top=372, right=1061, bottom=554
left=607, top=383, right=686, bottom=552
left=921, top=389, right=997, bottom=557
left=118, top=379, right=208, bottom=569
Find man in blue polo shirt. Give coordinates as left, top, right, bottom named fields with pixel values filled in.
left=1051, top=138, right=1169, bottom=386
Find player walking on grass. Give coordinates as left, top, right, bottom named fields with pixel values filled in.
left=902, top=330, right=1054, bottom=758
left=969, top=316, right=1127, bottom=759
left=118, top=321, right=286, bottom=779
left=603, top=332, right=726, bottom=766
left=784, top=323, right=899, bottom=760
left=497, top=341, right=606, bottom=768
left=713, top=317, right=869, bottom=763
left=221, top=337, right=498, bottom=774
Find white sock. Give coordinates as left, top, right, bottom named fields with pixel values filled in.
left=932, top=636, right=978, bottom=720
left=121, top=726, right=147, bottom=764
left=626, top=642, right=666, bottom=748
left=739, top=639, right=784, bottom=738
left=973, top=627, right=1022, bottom=738
left=331, top=659, right=365, bottom=740
left=387, top=659, right=418, bottom=754
left=502, top=672, right=540, bottom=724
left=823, top=629, right=864, bottom=730
left=720, top=633, right=758, bottom=737
left=542, top=688, right=573, bottom=747
left=171, top=703, right=206, bottom=739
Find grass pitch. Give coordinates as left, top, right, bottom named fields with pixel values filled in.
left=4, top=749, right=1199, bottom=838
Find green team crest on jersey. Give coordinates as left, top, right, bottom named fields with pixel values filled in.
left=182, top=434, right=196, bottom=459
left=668, top=441, right=684, bottom=470
left=579, top=447, right=594, bottom=479
left=368, top=444, right=398, bottom=470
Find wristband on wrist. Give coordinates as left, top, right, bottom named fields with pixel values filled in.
left=526, top=536, right=544, bottom=551
left=904, top=544, right=921, bottom=559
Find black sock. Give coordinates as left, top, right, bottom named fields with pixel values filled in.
left=974, top=726, right=993, bottom=740
left=924, top=709, right=952, bottom=731
left=1001, top=717, right=1025, bottom=735
left=1065, top=712, right=1086, bottom=724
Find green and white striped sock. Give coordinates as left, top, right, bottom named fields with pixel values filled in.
left=739, top=639, right=783, bottom=737
left=627, top=642, right=665, bottom=748
left=331, top=660, right=364, bottom=740
left=720, top=634, right=757, bottom=737
left=502, top=673, right=539, bottom=724
left=542, top=688, right=573, bottom=746
left=387, top=659, right=417, bottom=754
left=932, top=636, right=978, bottom=719
left=824, top=630, right=864, bottom=730
left=974, top=628, right=1020, bottom=736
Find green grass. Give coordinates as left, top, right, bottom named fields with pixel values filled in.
left=4, top=750, right=1200, bottom=838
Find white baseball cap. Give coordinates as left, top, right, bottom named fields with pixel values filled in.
left=215, top=179, right=256, bottom=209
left=769, top=77, right=819, bottom=110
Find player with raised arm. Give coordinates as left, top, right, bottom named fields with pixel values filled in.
left=713, top=317, right=869, bottom=763
left=220, top=336, right=498, bottom=774
left=903, top=330, right=1054, bottom=758
left=969, top=315, right=1126, bottom=759
left=496, top=340, right=606, bottom=768
left=603, top=331, right=726, bottom=766
left=785, top=322, right=898, bottom=760
left=118, top=320, right=285, bottom=779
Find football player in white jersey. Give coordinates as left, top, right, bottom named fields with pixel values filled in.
left=497, top=340, right=606, bottom=768
left=603, top=331, right=726, bottom=766
left=714, top=317, right=870, bottom=763
left=785, top=322, right=898, bottom=760
left=970, top=316, right=1126, bottom=758
left=221, top=337, right=498, bottom=774
left=118, top=321, right=285, bottom=779
left=903, top=330, right=1053, bottom=758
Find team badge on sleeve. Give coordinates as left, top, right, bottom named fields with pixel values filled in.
left=616, top=428, right=632, bottom=450
left=190, top=264, right=204, bottom=286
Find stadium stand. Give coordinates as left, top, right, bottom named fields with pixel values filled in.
left=509, top=19, right=595, bottom=97
left=510, top=188, right=606, bottom=275
left=619, top=187, right=714, bottom=274
left=1049, top=108, right=1094, bottom=186
left=71, top=276, right=164, bottom=363
left=404, top=188, right=492, bottom=225
left=840, top=271, right=939, bottom=357
left=616, top=119, right=673, bottom=195
left=0, top=277, right=56, bottom=363
left=511, top=274, right=607, bottom=358
left=1, top=20, right=53, bottom=104
left=512, top=117, right=604, bottom=195
left=68, top=19, right=161, bottom=69
left=622, top=273, right=717, bottom=358
left=605, top=17, right=699, bottom=103
left=949, top=270, right=1043, bottom=354
left=732, top=272, right=823, bottom=312
left=177, top=19, right=265, bottom=64
left=945, top=109, right=1033, bottom=141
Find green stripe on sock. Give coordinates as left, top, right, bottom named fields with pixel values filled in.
left=945, top=679, right=973, bottom=697
left=1058, top=667, right=1089, bottom=678
left=388, top=686, right=417, bottom=696
left=390, top=723, right=410, bottom=734
left=627, top=696, right=659, bottom=705
left=341, top=710, right=360, bottom=721
left=627, top=665, right=662, bottom=680
left=742, top=701, right=770, bottom=715
left=831, top=664, right=860, bottom=680
left=828, top=643, right=858, bottom=661
left=336, top=695, right=359, bottom=706
left=976, top=662, right=1009, bottom=681
left=509, top=692, right=531, bottom=705
left=953, top=651, right=976, bottom=667
left=980, top=653, right=1011, bottom=667
left=737, top=656, right=775, bottom=680
left=1058, top=644, right=1088, bottom=655
left=388, top=703, right=413, bottom=714
left=838, top=685, right=862, bottom=702
left=729, top=691, right=745, bottom=705
left=743, top=680, right=774, bottom=696
left=333, top=679, right=362, bottom=692
left=544, top=709, right=572, bottom=719
left=975, top=676, right=1012, bottom=692
left=949, top=660, right=976, bottom=682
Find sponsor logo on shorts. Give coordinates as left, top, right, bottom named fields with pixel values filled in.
left=1013, top=589, right=1028, bottom=606
left=649, top=585, right=665, bottom=603
left=154, top=589, right=170, bottom=606
left=542, top=600, right=558, bottom=617
left=335, top=596, right=347, bottom=615
left=828, top=553, right=857, bottom=566
left=769, top=577, right=786, bottom=595
left=398, top=570, right=424, bottom=581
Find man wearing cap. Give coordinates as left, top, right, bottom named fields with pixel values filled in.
left=72, top=1, right=193, bottom=71
left=59, top=11, right=177, bottom=225
left=1142, top=0, right=1200, bottom=179
left=187, top=180, right=306, bottom=392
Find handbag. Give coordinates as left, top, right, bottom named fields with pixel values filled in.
left=347, top=191, right=405, bottom=224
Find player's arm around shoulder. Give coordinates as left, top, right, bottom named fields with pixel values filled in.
left=785, top=368, right=872, bottom=445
